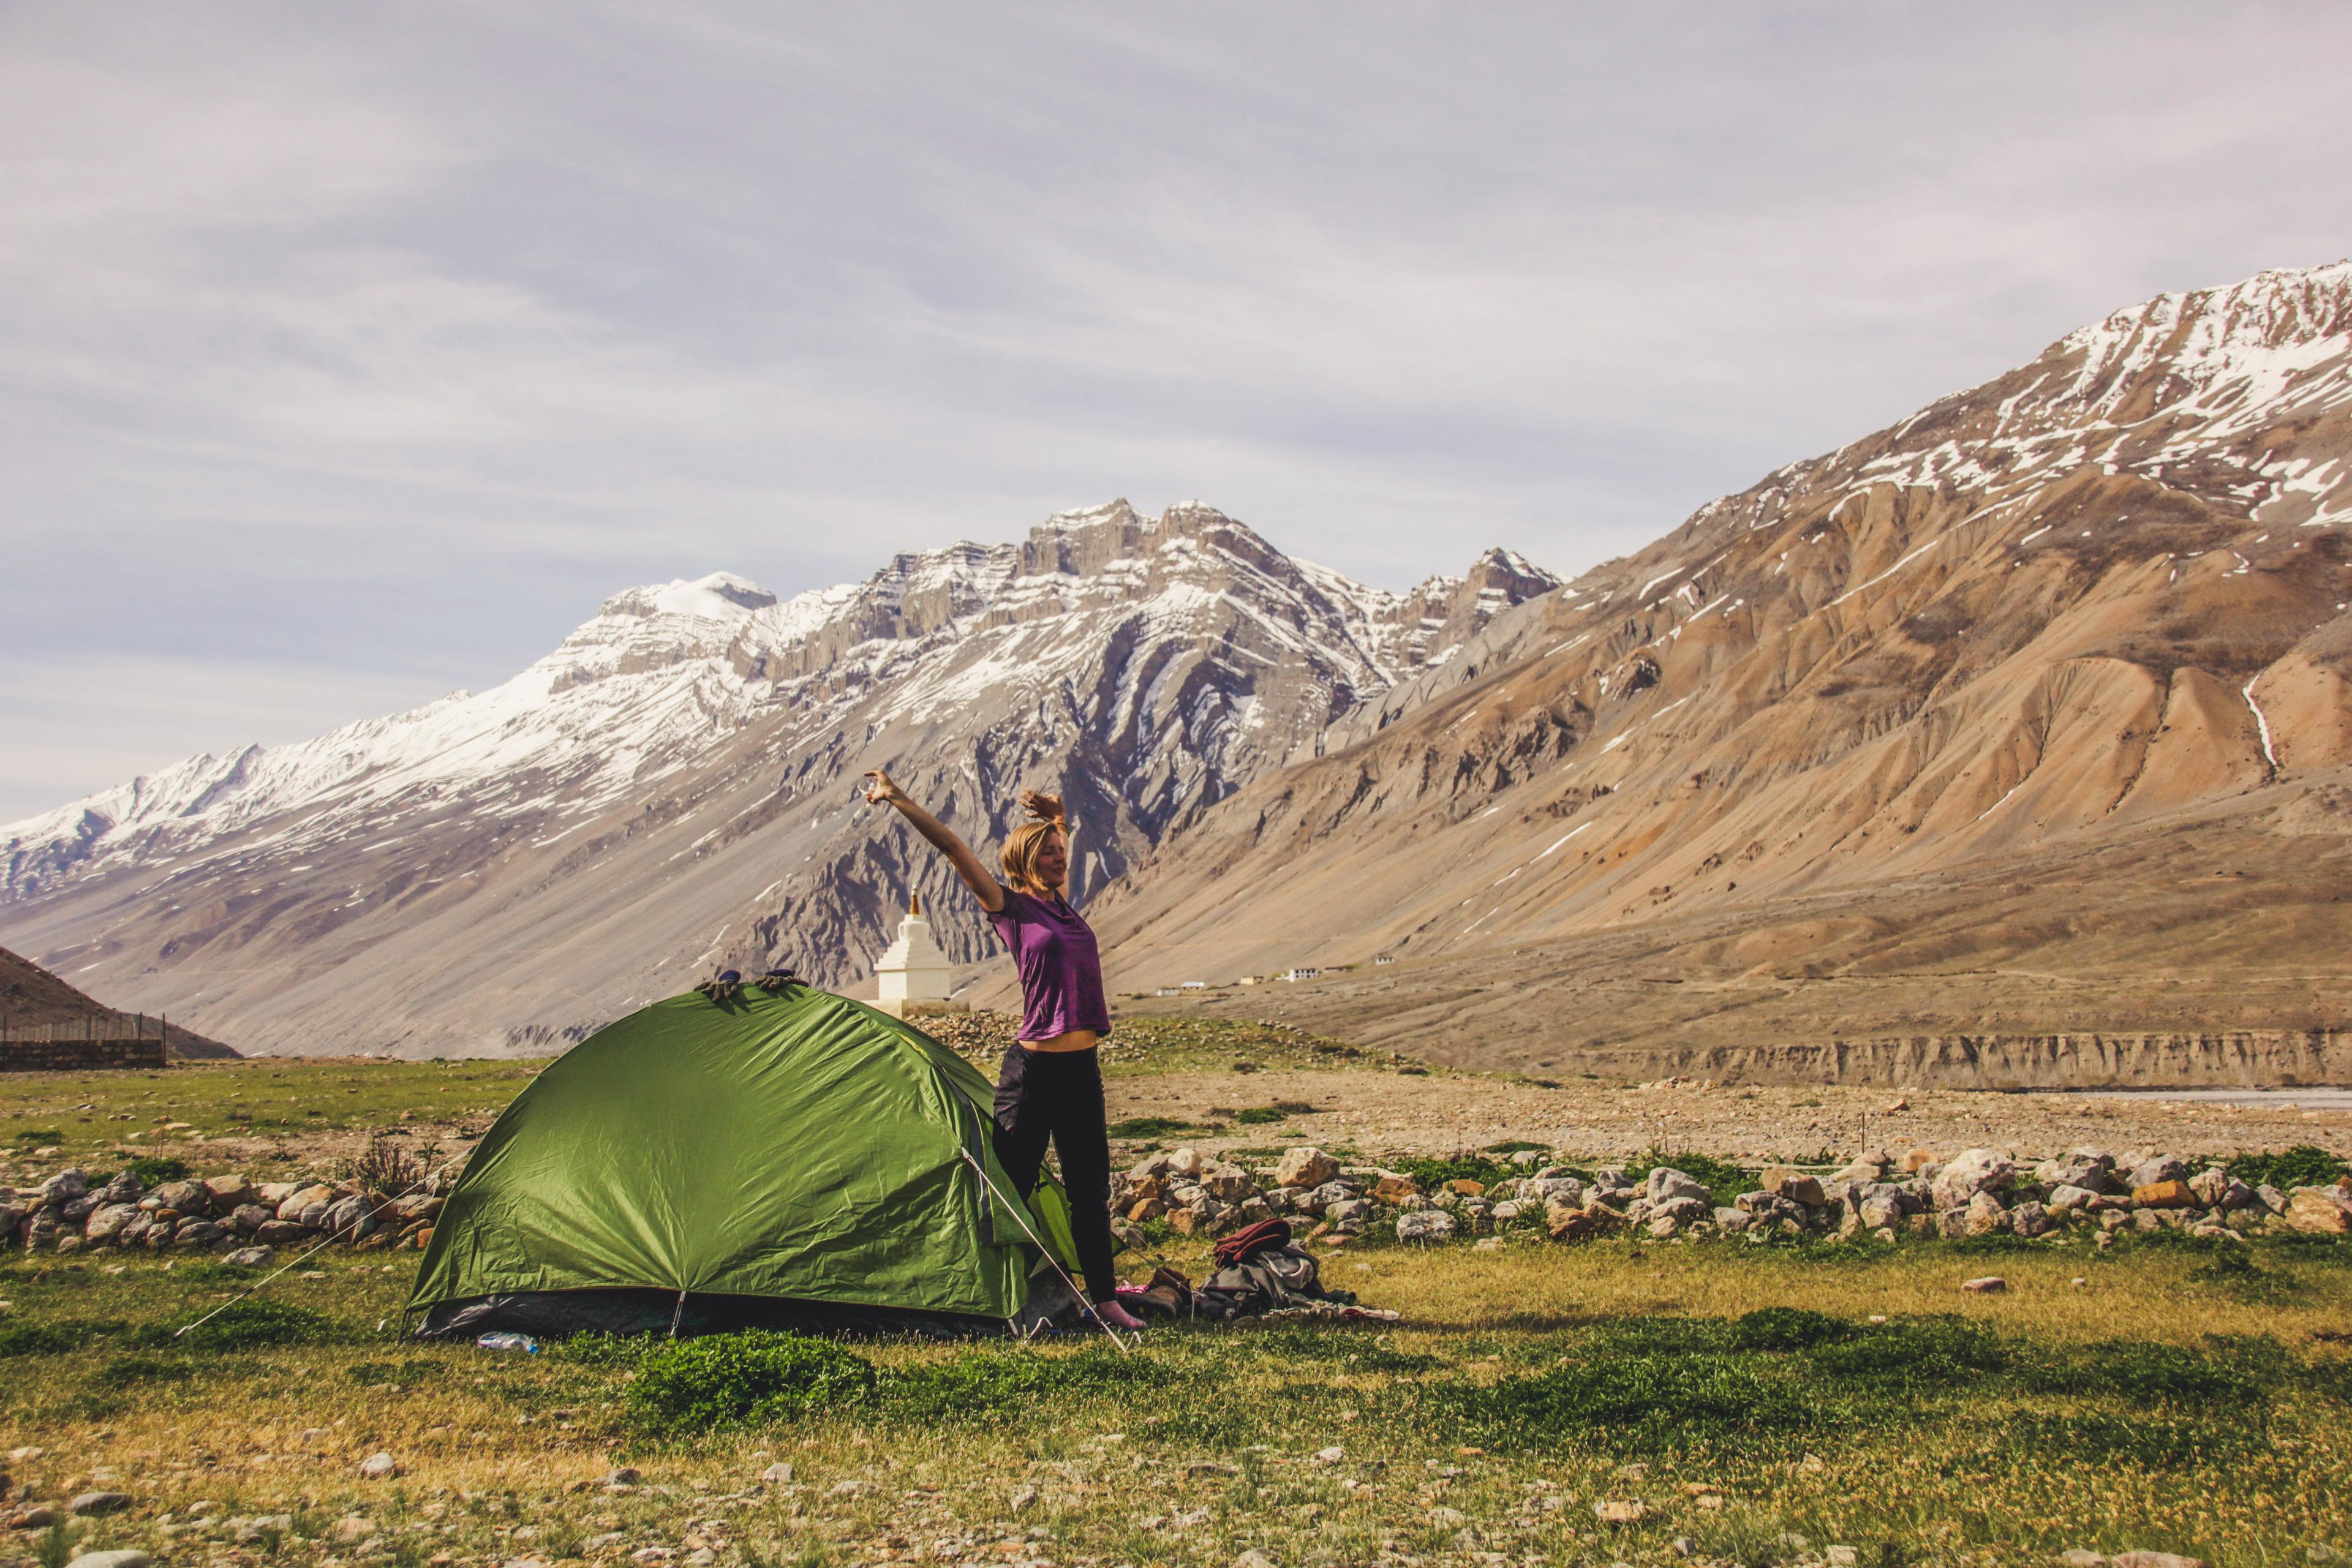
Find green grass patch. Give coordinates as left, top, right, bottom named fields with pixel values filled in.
left=880, top=1342, right=1177, bottom=1421
left=0, top=1318, right=127, bottom=1357
left=1802, top=1316, right=2008, bottom=1391
left=1442, top=1352, right=1826, bottom=1452
left=129, top=1298, right=336, bottom=1353
left=1106, top=1116, right=1202, bottom=1140
left=1392, top=1154, right=1519, bottom=1191
left=88, top=1354, right=202, bottom=1389
left=626, top=1330, right=877, bottom=1434
left=124, top=1155, right=192, bottom=1185
left=1231, top=1106, right=1285, bottom=1126
left=2226, top=1144, right=2350, bottom=1191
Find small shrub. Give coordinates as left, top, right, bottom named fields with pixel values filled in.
left=132, top=1298, right=335, bottom=1353
left=337, top=1133, right=428, bottom=1196
left=124, top=1156, right=192, bottom=1185
left=11, top=1129, right=64, bottom=1146
left=34, top=1521, right=77, bottom=1568
left=627, top=1330, right=876, bottom=1434
left=1482, top=1140, right=1549, bottom=1155
left=1232, top=1107, right=1285, bottom=1126
left=2225, top=1145, right=2350, bottom=1191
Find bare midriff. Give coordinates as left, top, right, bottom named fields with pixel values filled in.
left=1020, top=1028, right=1099, bottom=1054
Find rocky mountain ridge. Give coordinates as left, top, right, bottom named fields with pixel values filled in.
left=0, top=502, right=1553, bottom=1055
left=1079, top=262, right=2352, bottom=1077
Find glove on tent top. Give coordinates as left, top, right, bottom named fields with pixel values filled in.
left=408, top=976, right=1082, bottom=1339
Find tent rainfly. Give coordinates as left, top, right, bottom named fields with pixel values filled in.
left=407, top=976, right=1079, bottom=1339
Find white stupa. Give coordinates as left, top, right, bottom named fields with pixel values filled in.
left=873, top=893, right=963, bottom=1018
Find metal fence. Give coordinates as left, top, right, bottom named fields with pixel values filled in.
left=0, top=1010, right=173, bottom=1047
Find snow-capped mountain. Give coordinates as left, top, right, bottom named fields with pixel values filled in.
left=1082, top=263, right=2352, bottom=1075
left=0, top=501, right=1555, bottom=1055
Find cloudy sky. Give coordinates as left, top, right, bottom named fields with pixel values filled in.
left=4, top=2, right=2350, bottom=821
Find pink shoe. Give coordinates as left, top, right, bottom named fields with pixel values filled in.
left=1093, top=1300, right=1148, bottom=1333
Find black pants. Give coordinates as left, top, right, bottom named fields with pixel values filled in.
left=993, top=1044, right=1117, bottom=1303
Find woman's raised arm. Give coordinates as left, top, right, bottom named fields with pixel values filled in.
left=862, top=770, right=1005, bottom=913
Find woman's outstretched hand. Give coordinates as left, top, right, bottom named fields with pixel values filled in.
left=862, top=769, right=908, bottom=807
left=1019, top=788, right=1065, bottom=823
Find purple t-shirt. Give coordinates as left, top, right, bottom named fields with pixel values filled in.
left=987, top=886, right=1112, bottom=1042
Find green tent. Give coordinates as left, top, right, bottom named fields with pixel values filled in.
left=408, top=978, right=1080, bottom=1338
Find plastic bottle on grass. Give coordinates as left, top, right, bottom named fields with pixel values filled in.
left=475, top=1332, right=538, bottom=1352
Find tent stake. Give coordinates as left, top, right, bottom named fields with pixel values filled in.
left=669, top=1289, right=687, bottom=1340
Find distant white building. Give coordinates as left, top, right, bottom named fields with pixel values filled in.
left=1374, top=955, right=1396, bottom=966
left=1237, top=975, right=1263, bottom=986
left=1284, top=967, right=1322, bottom=982
left=873, top=894, right=965, bottom=1019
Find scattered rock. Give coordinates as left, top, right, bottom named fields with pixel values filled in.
left=756, top=1463, right=793, bottom=1485
left=222, top=1246, right=274, bottom=1267
left=2134, top=1180, right=2194, bottom=1210
left=2127, top=1156, right=2189, bottom=1190
left=65, top=1553, right=152, bottom=1568
left=1593, top=1500, right=1648, bottom=1525
left=1395, top=1210, right=1457, bottom=1245
left=358, top=1453, right=400, bottom=1480
left=1826, top=1549, right=1860, bottom=1568
left=2059, top=1551, right=2105, bottom=1568
left=1310, top=1447, right=1344, bottom=1464
left=1232, top=1552, right=1277, bottom=1568
left=2285, top=1186, right=2352, bottom=1235
left=605, top=1467, right=642, bottom=1487
left=9, top=1506, right=59, bottom=1530
left=1961, top=1276, right=2008, bottom=1294
left=1930, top=1148, right=2012, bottom=1210
left=331, top=1515, right=375, bottom=1544
left=1271, top=1148, right=1338, bottom=1189
left=1646, top=1168, right=1710, bottom=1205
left=1760, top=1167, right=1825, bottom=1205
left=2109, top=1553, right=2205, bottom=1568
left=69, top=1492, right=130, bottom=1517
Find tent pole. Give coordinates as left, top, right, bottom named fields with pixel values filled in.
left=957, top=1146, right=1131, bottom=1355
left=669, top=1289, right=687, bottom=1340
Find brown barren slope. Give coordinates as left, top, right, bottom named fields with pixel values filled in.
left=1068, top=263, right=2352, bottom=1084
left=1, top=943, right=236, bottom=1058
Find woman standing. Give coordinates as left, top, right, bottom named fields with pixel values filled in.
left=861, top=770, right=1147, bottom=1333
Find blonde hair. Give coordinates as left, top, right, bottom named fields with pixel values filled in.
left=999, top=820, right=1064, bottom=894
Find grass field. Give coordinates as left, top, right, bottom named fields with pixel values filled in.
left=6, top=1229, right=2352, bottom=1568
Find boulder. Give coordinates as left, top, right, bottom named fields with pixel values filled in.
left=1760, top=1167, right=1825, bottom=1205
left=1959, top=1276, right=2007, bottom=1293
left=1651, top=1195, right=1709, bottom=1227
left=256, top=1182, right=303, bottom=1205
left=2133, top=1180, right=2194, bottom=1210
left=1302, top=1181, right=1355, bottom=1215
left=150, top=1180, right=210, bottom=1215
left=40, top=1168, right=91, bottom=1202
left=2010, top=1200, right=2052, bottom=1238
left=1963, top=1193, right=2011, bottom=1236
left=1396, top=1210, right=1456, bottom=1244
left=1856, top=1192, right=1905, bottom=1231
left=1372, top=1175, right=1423, bottom=1205
left=83, top=1204, right=140, bottom=1242
left=358, top=1453, right=400, bottom=1479
left=2034, top=1150, right=2117, bottom=1192
left=203, top=1175, right=257, bottom=1209
left=230, top=1204, right=274, bottom=1234
left=172, top=1219, right=224, bottom=1248
left=255, top=1220, right=307, bottom=1245
left=1270, top=1148, right=1338, bottom=1189
left=1164, top=1148, right=1205, bottom=1179
left=2284, top=1186, right=2352, bottom=1235
left=1522, top=1175, right=1585, bottom=1206
left=1646, top=1168, right=1711, bottom=1205
left=276, top=1185, right=334, bottom=1222
left=2045, top=1183, right=2100, bottom=1213
left=96, top=1172, right=142, bottom=1205
left=1930, top=1148, right=2012, bottom=1210
left=318, top=1194, right=380, bottom=1240
left=69, top=1492, right=131, bottom=1517
left=2127, top=1155, right=2188, bottom=1190
left=1714, top=1206, right=1752, bottom=1233
left=1199, top=1164, right=1255, bottom=1204
left=2256, top=1183, right=2288, bottom=1215
left=1545, top=1201, right=1604, bottom=1242
left=223, top=1246, right=274, bottom=1267
left=1325, top=1199, right=1372, bottom=1231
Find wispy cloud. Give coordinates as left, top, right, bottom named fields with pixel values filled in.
left=4, top=1, right=2350, bottom=819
